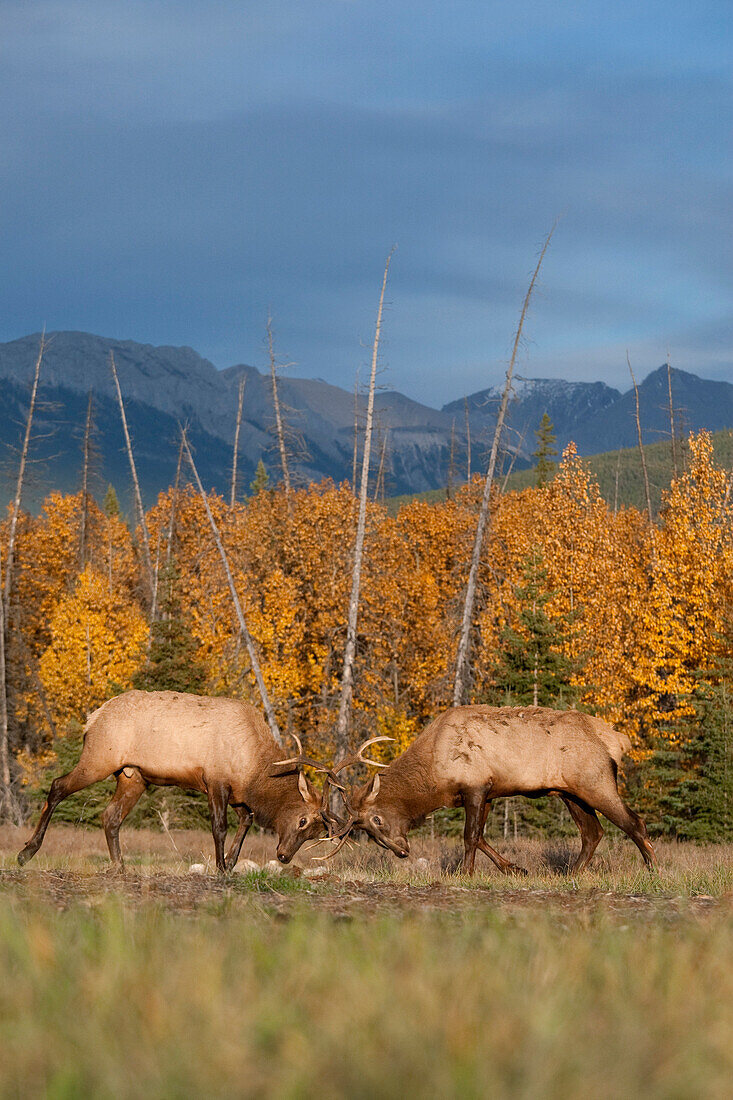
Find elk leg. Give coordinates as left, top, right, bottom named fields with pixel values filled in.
left=17, top=763, right=102, bottom=866
left=103, top=769, right=147, bottom=866
left=461, top=791, right=485, bottom=874
left=207, top=782, right=231, bottom=873
left=476, top=798, right=527, bottom=875
left=225, top=805, right=253, bottom=871
left=560, top=794, right=604, bottom=873
left=590, top=792, right=658, bottom=870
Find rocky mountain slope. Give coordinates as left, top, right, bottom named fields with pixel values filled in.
left=0, top=331, right=730, bottom=510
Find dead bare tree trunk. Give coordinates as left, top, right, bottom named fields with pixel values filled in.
left=447, top=418, right=456, bottom=500
left=0, top=557, right=20, bottom=821
left=335, top=248, right=395, bottom=755
left=667, top=357, right=678, bottom=481
left=149, top=527, right=164, bottom=626
left=230, top=377, right=246, bottom=508
left=352, top=372, right=360, bottom=494
left=374, top=429, right=389, bottom=503
left=465, top=397, right=472, bottom=482
left=165, top=437, right=185, bottom=568
left=4, top=332, right=44, bottom=617
left=0, top=333, right=45, bottom=822
left=614, top=448, right=622, bottom=515
left=628, top=353, right=653, bottom=527
left=500, top=423, right=529, bottom=495
left=79, top=390, right=94, bottom=571
left=109, top=351, right=154, bottom=595
left=453, top=225, right=556, bottom=706
left=181, top=430, right=282, bottom=745
left=267, top=314, right=292, bottom=506
left=0, top=543, right=18, bottom=822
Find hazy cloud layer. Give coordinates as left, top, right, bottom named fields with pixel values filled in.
left=2, top=1, right=730, bottom=405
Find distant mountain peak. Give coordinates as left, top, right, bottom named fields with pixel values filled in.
left=0, top=331, right=731, bottom=509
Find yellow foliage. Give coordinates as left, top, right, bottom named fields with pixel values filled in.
left=12, top=431, right=733, bottom=773
left=38, top=566, right=149, bottom=731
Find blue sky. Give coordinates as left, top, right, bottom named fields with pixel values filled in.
left=1, top=1, right=731, bottom=405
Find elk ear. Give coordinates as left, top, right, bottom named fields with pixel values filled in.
left=297, top=771, right=310, bottom=802
left=364, top=774, right=380, bottom=806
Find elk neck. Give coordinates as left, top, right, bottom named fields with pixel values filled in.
left=244, top=766, right=306, bottom=831
left=377, top=749, right=443, bottom=826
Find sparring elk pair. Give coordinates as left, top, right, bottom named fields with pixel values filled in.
left=18, top=693, right=657, bottom=875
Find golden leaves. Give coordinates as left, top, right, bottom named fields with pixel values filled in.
left=38, top=567, right=148, bottom=731
left=12, top=430, right=733, bottom=768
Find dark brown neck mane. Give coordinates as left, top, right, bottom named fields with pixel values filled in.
left=378, top=745, right=442, bottom=824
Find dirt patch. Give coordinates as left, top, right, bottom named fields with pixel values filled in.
left=1, top=866, right=729, bottom=925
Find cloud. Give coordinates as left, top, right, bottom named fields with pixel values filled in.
left=0, top=1, right=730, bottom=406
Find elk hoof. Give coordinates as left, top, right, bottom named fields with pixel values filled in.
left=17, top=846, right=34, bottom=867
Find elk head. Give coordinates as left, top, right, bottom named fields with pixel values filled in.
left=314, top=736, right=410, bottom=860
left=347, top=772, right=410, bottom=859
left=270, top=734, right=347, bottom=863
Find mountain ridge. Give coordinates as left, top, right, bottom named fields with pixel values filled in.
left=0, top=331, right=731, bottom=510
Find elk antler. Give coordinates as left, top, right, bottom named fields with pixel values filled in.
left=331, top=735, right=395, bottom=776
left=312, top=735, right=396, bottom=858
left=271, top=733, right=346, bottom=792
left=272, top=734, right=348, bottom=835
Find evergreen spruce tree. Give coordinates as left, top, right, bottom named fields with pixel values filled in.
left=128, top=563, right=211, bottom=827
left=249, top=459, right=270, bottom=496
left=133, top=563, right=207, bottom=694
left=492, top=552, right=581, bottom=708
left=532, top=412, right=557, bottom=487
left=104, top=484, right=121, bottom=517
left=649, top=654, right=733, bottom=840
left=488, top=551, right=585, bottom=838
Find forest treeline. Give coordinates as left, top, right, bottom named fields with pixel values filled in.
left=3, top=432, right=733, bottom=839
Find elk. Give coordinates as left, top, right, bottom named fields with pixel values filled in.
left=328, top=706, right=658, bottom=875
left=18, top=690, right=338, bottom=872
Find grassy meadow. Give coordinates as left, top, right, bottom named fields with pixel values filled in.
left=0, top=825, right=731, bottom=1098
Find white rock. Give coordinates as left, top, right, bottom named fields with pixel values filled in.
left=188, top=863, right=207, bottom=875
left=302, top=867, right=327, bottom=878
left=232, top=859, right=260, bottom=873
left=414, top=858, right=430, bottom=869
left=265, top=859, right=283, bottom=874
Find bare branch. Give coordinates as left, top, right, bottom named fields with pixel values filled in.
left=667, top=356, right=678, bottom=481
left=79, top=390, right=94, bottom=571
left=627, top=353, right=654, bottom=527
left=335, top=248, right=395, bottom=754
left=180, top=429, right=282, bottom=745
left=267, top=313, right=292, bottom=506
left=230, top=377, right=246, bottom=509
left=109, top=351, right=153, bottom=594
left=4, top=331, right=45, bottom=618
left=453, top=224, right=557, bottom=706
left=464, top=396, right=472, bottom=483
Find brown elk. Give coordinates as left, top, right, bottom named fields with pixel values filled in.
left=329, top=706, right=658, bottom=874
left=18, top=690, right=337, bottom=872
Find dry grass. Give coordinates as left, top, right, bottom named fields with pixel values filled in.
left=0, top=825, right=731, bottom=1098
